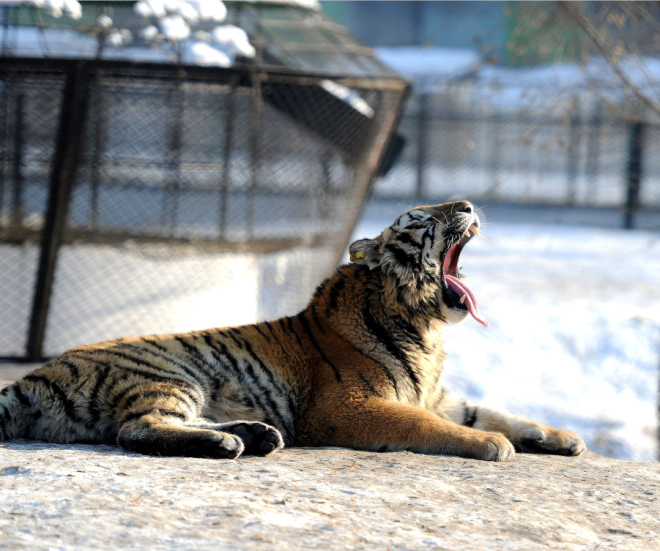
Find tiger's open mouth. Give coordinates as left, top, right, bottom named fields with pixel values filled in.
left=441, top=224, right=488, bottom=328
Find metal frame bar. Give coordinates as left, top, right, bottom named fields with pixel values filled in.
left=0, top=57, right=403, bottom=85
left=0, top=56, right=409, bottom=363
left=623, top=121, right=645, bottom=230
left=26, top=61, right=91, bottom=361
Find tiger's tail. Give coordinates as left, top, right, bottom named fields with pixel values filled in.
left=0, top=382, right=39, bottom=441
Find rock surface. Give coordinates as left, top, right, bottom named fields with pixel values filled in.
left=0, top=439, right=658, bottom=550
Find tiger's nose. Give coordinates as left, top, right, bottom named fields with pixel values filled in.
left=458, top=202, right=473, bottom=215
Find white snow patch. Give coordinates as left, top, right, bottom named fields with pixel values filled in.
left=187, top=0, right=226, bottom=22
left=15, top=0, right=82, bottom=19
left=96, top=14, right=113, bottom=29
left=243, top=0, right=320, bottom=10
left=211, top=24, right=256, bottom=59
left=159, top=14, right=190, bottom=41
left=186, top=40, right=231, bottom=67
left=375, top=47, right=480, bottom=81
left=319, top=80, right=374, bottom=118
left=138, top=25, right=159, bottom=41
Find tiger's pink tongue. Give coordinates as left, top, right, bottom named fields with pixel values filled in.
left=445, top=275, right=489, bottom=328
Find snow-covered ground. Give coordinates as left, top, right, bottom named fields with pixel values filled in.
left=352, top=201, right=660, bottom=461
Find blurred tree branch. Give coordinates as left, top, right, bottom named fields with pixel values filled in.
left=559, top=1, right=660, bottom=118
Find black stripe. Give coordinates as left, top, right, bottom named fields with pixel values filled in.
left=23, top=375, right=85, bottom=424
left=264, top=320, right=278, bottom=340
left=284, top=317, right=304, bottom=349
left=86, top=365, right=111, bottom=426
left=122, top=409, right=188, bottom=424
left=296, top=312, right=342, bottom=382
left=12, top=384, right=32, bottom=408
left=394, top=316, right=426, bottom=351
left=109, top=379, right=138, bottom=411
left=242, top=340, right=297, bottom=435
left=141, top=338, right=169, bottom=353
left=361, top=304, right=421, bottom=397
left=201, top=333, right=258, bottom=412
left=224, top=332, right=293, bottom=439
left=395, top=230, right=422, bottom=247
left=225, top=329, right=245, bottom=351
left=138, top=339, right=210, bottom=381
left=359, top=373, right=383, bottom=398
left=103, top=365, right=202, bottom=411
left=463, top=402, right=478, bottom=428
left=345, top=340, right=400, bottom=400
left=59, top=360, right=80, bottom=380
left=173, top=336, right=215, bottom=379
left=120, top=390, right=192, bottom=414
left=310, top=302, right=326, bottom=333
left=103, top=348, right=202, bottom=386
left=264, top=320, right=294, bottom=362
left=253, top=324, right=270, bottom=342
left=325, top=276, right=346, bottom=317
left=312, top=277, right=331, bottom=301
left=385, top=243, right=418, bottom=269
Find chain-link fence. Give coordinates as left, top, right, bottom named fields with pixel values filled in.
left=374, top=81, right=660, bottom=231
left=0, top=57, right=407, bottom=361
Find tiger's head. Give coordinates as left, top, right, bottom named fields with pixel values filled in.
left=348, top=200, right=487, bottom=327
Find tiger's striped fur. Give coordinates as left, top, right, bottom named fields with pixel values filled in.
left=0, top=201, right=586, bottom=461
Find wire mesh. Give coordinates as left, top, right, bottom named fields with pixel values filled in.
left=374, top=82, right=660, bottom=220
left=0, top=68, right=65, bottom=357
left=0, top=59, right=406, bottom=360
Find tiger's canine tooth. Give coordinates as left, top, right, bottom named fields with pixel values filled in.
left=459, top=294, right=467, bottom=304
left=469, top=224, right=480, bottom=236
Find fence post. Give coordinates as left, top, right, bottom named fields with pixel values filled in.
left=623, top=121, right=645, bottom=230
left=566, top=104, right=580, bottom=205
left=415, top=92, right=428, bottom=198
left=10, top=92, right=23, bottom=227
left=586, top=101, right=602, bottom=205
left=26, top=61, right=91, bottom=361
left=219, top=76, right=237, bottom=239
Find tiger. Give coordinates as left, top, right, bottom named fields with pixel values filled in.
left=0, top=200, right=586, bottom=461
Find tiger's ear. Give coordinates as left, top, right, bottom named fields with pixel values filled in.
left=348, top=238, right=381, bottom=269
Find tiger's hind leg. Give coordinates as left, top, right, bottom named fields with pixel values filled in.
left=117, top=413, right=245, bottom=459
left=185, top=421, right=284, bottom=456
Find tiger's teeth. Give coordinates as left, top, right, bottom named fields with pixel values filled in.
left=469, top=224, right=480, bottom=236
left=459, top=294, right=466, bottom=304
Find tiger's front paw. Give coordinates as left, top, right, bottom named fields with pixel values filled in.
left=471, top=431, right=516, bottom=462
left=516, top=425, right=586, bottom=456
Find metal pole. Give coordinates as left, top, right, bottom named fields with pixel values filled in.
left=623, top=121, right=645, bottom=230
left=10, top=92, right=23, bottom=227
left=0, top=70, right=12, bottom=230
left=566, top=105, right=580, bottom=205
left=586, top=101, right=602, bottom=206
left=90, top=71, right=105, bottom=230
left=219, top=77, right=236, bottom=239
left=26, top=62, right=91, bottom=361
left=247, top=72, right=263, bottom=240
left=162, top=75, right=184, bottom=236
left=415, top=92, right=428, bottom=199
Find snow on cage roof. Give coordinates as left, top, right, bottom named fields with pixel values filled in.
left=0, top=0, right=397, bottom=78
